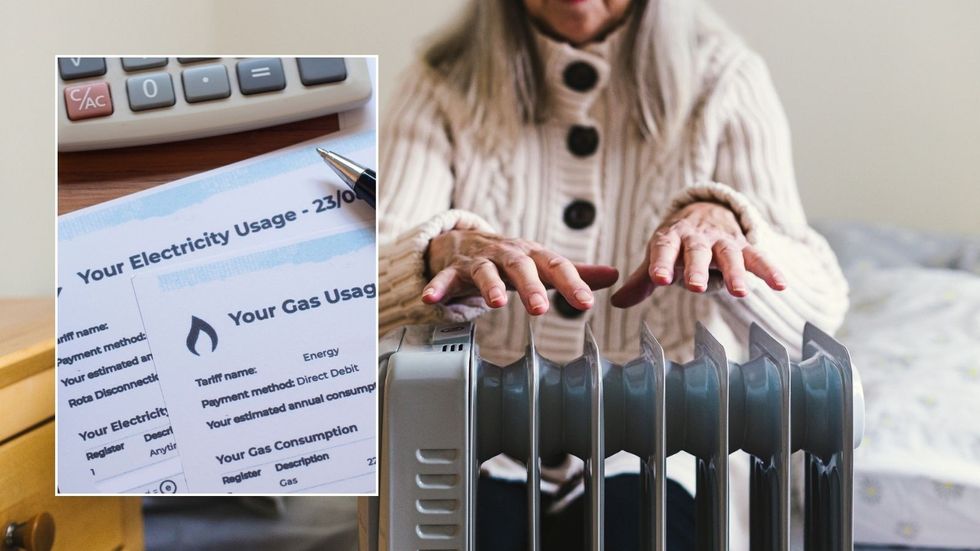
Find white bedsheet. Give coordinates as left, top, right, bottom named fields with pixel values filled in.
left=837, top=264, right=980, bottom=548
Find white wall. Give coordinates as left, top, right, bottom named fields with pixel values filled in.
left=209, top=0, right=454, bottom=96
left=709, top=0, right=980, bottom=235
left=2, top=0, right=976, bottom=295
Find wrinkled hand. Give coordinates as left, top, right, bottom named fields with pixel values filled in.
left=611, top=202, right=786, bottom=308
left=423, top=230, right=620, bottom=315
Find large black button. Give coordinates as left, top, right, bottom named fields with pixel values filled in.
left=567, top=125, right=599, bottom=157
left=562, top=61, right=598, bottom=92
left=563, top=199, right=596, bottom=229
left=553, top=292, right=585, bottom=319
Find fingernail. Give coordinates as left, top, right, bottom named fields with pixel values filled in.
left=488, top=287, right=505, bottom=305
left=773, top=273, right=787, bottom=288
left=422, top=287, right=435, bottom=298
left=688, top=273, right=707, bottom=288
left=731, top=279, right=747, bottom=294
left=528, top=292, right=547, bottom=313
left=574, top=289, right=593, bottom=305
left=653, top=267, right=671, bottom=282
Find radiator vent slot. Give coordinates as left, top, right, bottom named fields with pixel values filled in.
left=417, top=499, right=458, bottom=514
left=440, top=343, right=463, bottom=352
left=416, top=448, right=457, bottom=464
left=416, top=524, right=458, bottom=539
left=416, top=474, right=458, bottom=490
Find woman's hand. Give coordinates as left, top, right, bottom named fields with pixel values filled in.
left=611, top=202, right=786, bottom=308
left=423, top=230, right=620, bottom=315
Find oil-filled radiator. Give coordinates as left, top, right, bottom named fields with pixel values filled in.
left=360, top=320, right=864, bottom=550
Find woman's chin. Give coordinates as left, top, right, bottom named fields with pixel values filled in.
left=548, top=18, right=603, bottom=44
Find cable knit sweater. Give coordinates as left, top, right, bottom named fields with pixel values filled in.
left=379, top=25, right=848, bottom=366
left=378, top=21, right=848, bottom=545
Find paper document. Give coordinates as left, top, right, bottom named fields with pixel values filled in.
left=132, top=229, right=376, bottom=493
left=57, top=128, right=375, bottom=493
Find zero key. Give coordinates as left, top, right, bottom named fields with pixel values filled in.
left=59, top=57, right=107, bottom=80
left=64, top=82, right=113, bottom=121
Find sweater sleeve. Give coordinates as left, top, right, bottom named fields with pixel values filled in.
left=378, top=66, right=495, bottom=336
left=663, top=52, right=849, bottom=355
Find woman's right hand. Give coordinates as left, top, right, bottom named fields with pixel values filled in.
left=422, top=230, right=620, bottom=316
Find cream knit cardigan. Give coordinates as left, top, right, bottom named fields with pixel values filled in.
left=379, top=26, right=848, bottom=366
left=378, top=22, right=849, bottom=541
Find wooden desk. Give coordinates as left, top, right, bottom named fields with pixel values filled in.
left=58, top=113, right=340, bottom=213
left=0, top=299, right=55, bottom=444
left=0, top=299, right=142, bottom=551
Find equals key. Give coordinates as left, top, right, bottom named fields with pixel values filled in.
left=237, top=58, right=286, bottom=95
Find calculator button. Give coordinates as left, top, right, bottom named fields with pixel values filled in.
left=64, top=82, right=113, bottom=120
left=121, top=57, right=169, bottom=71
left=296, top=58, right=347, bottom=86
left=177, top=57, right=219, bottom=64
left=182, top=64, right=231, bottom=103
left=58, top=58, right=106, bottom=80
left=126, top=73, right=176, bottom=111
left=236, top=58, right=286, bottom=95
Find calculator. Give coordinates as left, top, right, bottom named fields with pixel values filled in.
left=57, top=56, right=372, bottom=152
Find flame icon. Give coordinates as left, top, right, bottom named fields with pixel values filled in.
left=186, top=316, right=218, bottom=356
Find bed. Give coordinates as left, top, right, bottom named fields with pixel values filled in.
left=143, top=221, right=980, bottom=551
left=814, top=221, right=980, bottom=550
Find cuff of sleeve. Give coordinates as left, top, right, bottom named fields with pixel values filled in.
left=665, top=181, right=772, bottom=245
left=379, top=209, right=495, bottom=328
left=662, top=182, right=775, bottom=293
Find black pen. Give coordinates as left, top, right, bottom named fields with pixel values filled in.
left=316, top=148, right=376, bottom=209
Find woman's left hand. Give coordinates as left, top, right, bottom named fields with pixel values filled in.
left=610, top=201, right=787, bottom=308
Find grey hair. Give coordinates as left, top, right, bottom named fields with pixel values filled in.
left=424, top=0, right=707, bottom=151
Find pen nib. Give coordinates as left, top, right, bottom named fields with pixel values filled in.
left=315, top=148, right=363, bottom=191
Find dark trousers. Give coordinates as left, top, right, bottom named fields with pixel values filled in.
left=477, top=474, right=695, bottom=550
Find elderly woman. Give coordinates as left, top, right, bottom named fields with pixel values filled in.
left=379, top=0, right=848, bottom=548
